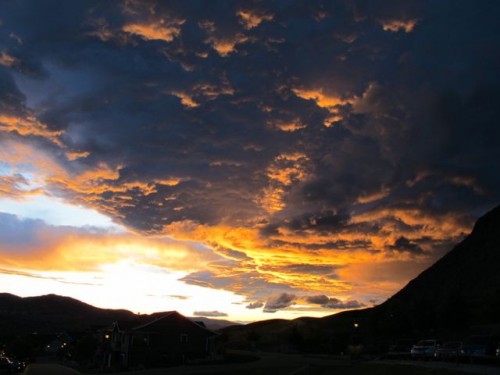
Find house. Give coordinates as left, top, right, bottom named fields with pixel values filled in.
left=98, top=311, right=218, bottom=369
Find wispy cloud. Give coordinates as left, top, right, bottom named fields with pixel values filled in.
left=193, top=310, right=228, bottom=317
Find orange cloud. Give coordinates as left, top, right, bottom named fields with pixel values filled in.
left=258, top=185, right=286, bottom=213
left=350, top=207, right=469, bottom=249
left=0, top=231, right=219, bottom=274
left=292, top=88, right=354, bottom=127
left=207, top=34, right=249, bottom=57
left=160, top=192, right=473, bottom=306
left=292, top=88, right=351, bottom=108
left=155, top=177, right=183, bottom=187
left=268, top=118, right=306, bottom=132
left=356, top=187, right=391, bottom=204
left=381, top=19, right=418, bottom=33
left=257, top=152, right=311, bottom=213
left=323, top=114, right=344, bottom=128
left=268, top=153, right=309, bottom=185
left=237, top=9, right=273, bottom=30
left=123, top=18, right=185, bottom=42
left=168, top=82, right=234, bottom=108
left=66, top=151, right=90, bottom=161
left=0, top=114, right=63, bottom=145
left=171, top=91, right=199, bottom=108
left=0, top=51, right=18, bottom=67
left=163, top=221, right=377, bottom=300
left=0, top=139, right=184, bottom=219
left=0, top=174, right=41, bottom=199
left=193, top=82, right=235, bottom=99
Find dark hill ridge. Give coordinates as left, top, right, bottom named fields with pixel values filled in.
left=0, top=293, right=137, bottom=335
left=0, top=293, right=236, bottom=336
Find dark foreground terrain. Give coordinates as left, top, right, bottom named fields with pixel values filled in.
left=21, top=351, right=500, bottom=375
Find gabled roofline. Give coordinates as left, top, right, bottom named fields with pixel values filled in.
left=132, top=311, right=176, bottom=331
left=131, top=311, right=218, bottom=335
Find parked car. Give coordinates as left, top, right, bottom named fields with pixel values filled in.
left=434, top=341, right=462, bottom=360
left=411, top=339, right=441, bottom=359
left=387, top=339, right=414, bottom=359
left=460, top=335, right=498, bottom=362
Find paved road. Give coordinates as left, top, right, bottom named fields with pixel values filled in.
left=23, top=363, right=81, bottom=375
left=112, top=351, right=344, bottom=375
left=112, top=354, right=500, bottom=375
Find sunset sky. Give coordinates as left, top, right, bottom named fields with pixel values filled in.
left=0, top=0, right=499, bottom=322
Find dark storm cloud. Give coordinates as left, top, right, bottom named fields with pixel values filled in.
left=263, top=293, right=297, bottom=313
left=1, top=0, right=500, bottom=305
left=246, top=301, right=264, bottom=309
left=324, top=298, right=365, bottom=310
left=305, top=295, right=329, bottom=305
left=0, top=68, right=25, bottom=113
left=261, top=210, right=381, bottom=238
left=390, top=236, right=425, bottom=255
left=282, top=210, right=351, bottom=232
left=306, top=294, right=366, bottom=310
left=268, top=239, right=373, bottom=251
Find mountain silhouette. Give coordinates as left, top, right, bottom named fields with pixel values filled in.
left=0, top=294, right=235, bottom=336
left=0, top=293, right=136, bottom=335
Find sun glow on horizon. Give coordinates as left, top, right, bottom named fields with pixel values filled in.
left=0, top=262, right=337, bottom=322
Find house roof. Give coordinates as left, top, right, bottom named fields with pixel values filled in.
left=132, top=311, right=176, bottom=331
left=131, top=311, right=218, bottom=336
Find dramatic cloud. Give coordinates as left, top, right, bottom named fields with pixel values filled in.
left=0, top=0, right=499, bottom=319
left=246, top=301, right=264, bottom=310
left=0, top=212, right=222, bottom=273
left=323, top=298, right=365, bottom=310
left=123, top=20, right=184, bottom=43
left=380, top=19, right=418, bottom=33
left=305, top=295, right=330, bottom=305
left=390, top=236, right=425, bottom=255
left=306, top=295, right=366, bottom=310
left=264, top=293, right=297, bottom=313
